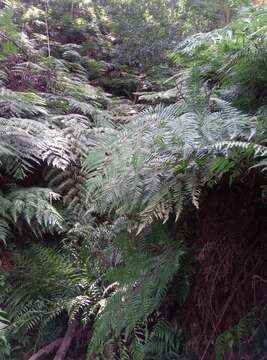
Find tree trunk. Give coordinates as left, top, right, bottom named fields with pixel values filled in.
left=170, top=0, right=177, bottom=18
left=45, top=0, right=51, bottom=57
left=70, top=1, right=74, bottom=18
left=53, top=318, right=79, bottom=360
left=224, top=5, right=231, bottom=25
left=28, top=338, right=63, bottom=360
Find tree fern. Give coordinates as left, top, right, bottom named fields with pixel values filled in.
left=0, top=2, right=266, bottom=360
left=84, top=89, right=263, bottom=228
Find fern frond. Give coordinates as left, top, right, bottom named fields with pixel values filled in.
left=0, top=219, right=9, bottom=245
left=67, top=98, right=96, bottom=116
left=215, top=305, right=267, bottom=359
left=87, top=224, right=186, bottom=356
left=176, top=29, right=233, bottom=56
left=0, top=88, right=47, bottom=117
left=0, top=117, right=71, bottom=169
left=6, top=187, right=63, bottom=234
left=84, top=94, right=258, bottom=226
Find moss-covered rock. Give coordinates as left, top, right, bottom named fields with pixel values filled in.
left=62, top=50, right=81, bottom=63
left=98, top=75, right=139, bottom=97
left=135, top=87, right=179, bottom=104
left=61, top=43, right=82, bottom=53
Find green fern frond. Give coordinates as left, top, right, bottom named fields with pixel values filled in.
left=0, top=219, right=9, bottom=245
left=84, top=93, right=258, bottom=226
left=6, top=187, right=63, bottom=234
left=2, top=245, right=77, bottom=335
left=144, top=320, right=182, bottom=359
left=67, top=98, right=96, bottom=116
left=215, top=305, right=267, bottom=359
left=87, top=224, right=186, bottom=357
left=0, top=116, right=71, bottom=169
left=175, top=29, right=233, bottom=56
left=0, top=89, right=47, bottom=117
left=13, top=61, right=47, bottom=77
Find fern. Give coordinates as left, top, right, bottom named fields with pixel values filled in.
left=84, top=90, right=263, bottom=228
left=1, top=245, right=77, bottom=337
left=144, top=320, right=182, bottom=359
left=175, top=29, right=233, bottom=56
left=0, top=219, right=9, bottom=245
left=0, top=116, right=71, bottom=170
left=0, top=70, right=7, bottom=86
left=0, top=2, right=266, bottom=360
left=0, top=89, right=47, bottom=117
left=0, top=243, right=115, bottom=356
left=6, top=187, right=63, bottom=235
left=67, top=97, right=96, bottom=116
left=0, top=310, right=9, bottom=331
left=215, top=305, right=267, bottom=359
left=172, top=4, right=267, bottom=111
left=87, top=223, right=188, bottom=358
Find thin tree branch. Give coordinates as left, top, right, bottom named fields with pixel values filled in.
left=53, top=318, right=79, bottom=360
left=28, top=338, right=63, bottom=360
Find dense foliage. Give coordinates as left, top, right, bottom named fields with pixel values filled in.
left=0, top=0, right=266, bottom=359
